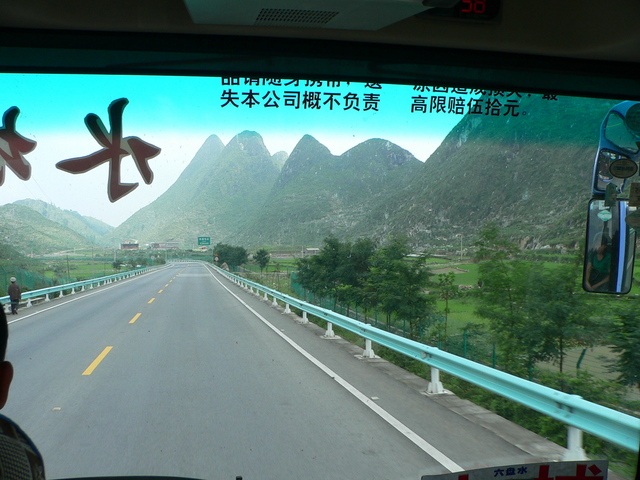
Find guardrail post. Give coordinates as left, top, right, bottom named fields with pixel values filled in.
left=426, top=367, right=445, bottom=394
left=71, top=287, right=76, bottom=295
left=325, top=322, right=336, bottom=338
left=301, top=311, right=309, bottom=324
left=89, top=283, right=93, bottom=290
left=284, top=303, right=291, bottom=314
left=363, top=339, right=375, bottom=358
left=26, top=298, right=33, bottom=308
left=59, top=291, right=64, bottom=298
left=263, top=292, right=268, bottom=301
left=271, top=295, right=278, bottom=307
left=45, top=294, right=50, bottom=302
left=81, top=285, right=85, bottom=292
left=563, top=426, right=588, bottom=461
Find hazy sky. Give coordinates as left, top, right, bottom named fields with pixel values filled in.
left=0, top=73, right=472, bottom=226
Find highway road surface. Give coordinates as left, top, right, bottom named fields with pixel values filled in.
left=4, top=262, right=562, bottom=480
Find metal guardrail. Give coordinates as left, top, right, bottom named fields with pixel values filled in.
left=1, top=267, right=157, bottom=308
left=213, top=264, right=640, bottom=452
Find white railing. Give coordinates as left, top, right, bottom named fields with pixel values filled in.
left=1, top=266, right=159, bottom=311
left=212, top=263, right=640, bottom=456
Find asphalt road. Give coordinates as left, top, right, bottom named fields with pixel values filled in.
left=4, top=262, right=552, bottom=480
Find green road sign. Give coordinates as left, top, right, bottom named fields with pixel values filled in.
left=197, top=236, right=211, bottom=246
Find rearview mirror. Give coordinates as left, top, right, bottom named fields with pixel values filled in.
left=583, top=199, right=636, bottom=294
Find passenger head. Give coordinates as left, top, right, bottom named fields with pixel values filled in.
left=0, top=308, right=14, bottom=408
left=1, top=308, right=7, bottom=361
left=0, top=307, right=45, bottom=479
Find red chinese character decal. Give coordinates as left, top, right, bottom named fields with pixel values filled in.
left=534, top=465, right=554, bottom=480
left=56, top=98, right=161, bottom=202
left=556, top=464, right=604, bottom=480
left=0, top=107, right=36, bottom=186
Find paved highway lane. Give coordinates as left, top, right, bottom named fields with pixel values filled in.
left=4, top=263, right=560, bottom=480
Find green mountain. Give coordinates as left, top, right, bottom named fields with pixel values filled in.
left=105, top=95, right=618, bottom=251
left=0, top=240, right=34, bottom=266
left=351, top=95, right=619, bottom=248
left=14, top=199, right=114, bottom=245
left=271, top=151, right=288, bottom=170
left=106, top=132, right=280, bottom=247
left=234, top=136, right=423, bottom=246
left=0, top=204, right=96, bottom=255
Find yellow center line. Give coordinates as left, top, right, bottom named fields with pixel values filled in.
left=158, top=289, right=163, bottom=293
left=148, top=298, right=155, bottom=304
left=82, top=346, right=113, bottom=376
left=129, top=313, right=142, bottom=324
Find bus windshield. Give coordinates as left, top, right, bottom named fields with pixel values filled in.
left=0, top=73, right=638, bottom=480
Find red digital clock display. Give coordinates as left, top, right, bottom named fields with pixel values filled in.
left=422, top=0, right=501, bottom=21
left=460, top=0, right=488, bottom=14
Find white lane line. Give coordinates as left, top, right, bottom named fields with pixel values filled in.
left=7, top=266, right=171, bottom=326
left=205, top=266, right=463, bottom=473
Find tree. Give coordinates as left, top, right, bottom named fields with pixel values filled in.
left=296, top=235, right=434, bottom=338
left=335, top=238, right=377, bottom=315
left=525, top=264, right=593, bottom=375
left=134, top=256, right=148, bottom=267
left=437, top=271, right=458, bottom=349
left=295, top=236, right=346, bottom=304
left=213, top=243, right=249, bottom=268
left=254, top=248, right=270, bottom=273
left=474, top=222, right=518, bottom=263
left=475, top=225, right=528, bottom=373
left=476, top=224, right=594, bottom=379
left=364, top=236, right=435, bottom=339
left=607, top=300, right=640, bottom=390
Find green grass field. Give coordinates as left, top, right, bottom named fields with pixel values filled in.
left=435, top=298, right=488, bottom=334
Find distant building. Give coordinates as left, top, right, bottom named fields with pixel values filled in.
left=121, top=240, right=139, bottom=250
left=303, top=247, right=320, bottom=256
left=150, top=242, right=180, bottom=250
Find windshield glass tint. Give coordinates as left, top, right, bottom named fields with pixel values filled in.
left=0, top=74, right=637, bottom=480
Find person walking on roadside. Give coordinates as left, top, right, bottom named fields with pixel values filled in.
left=7, top=278, right=21, bottom=315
